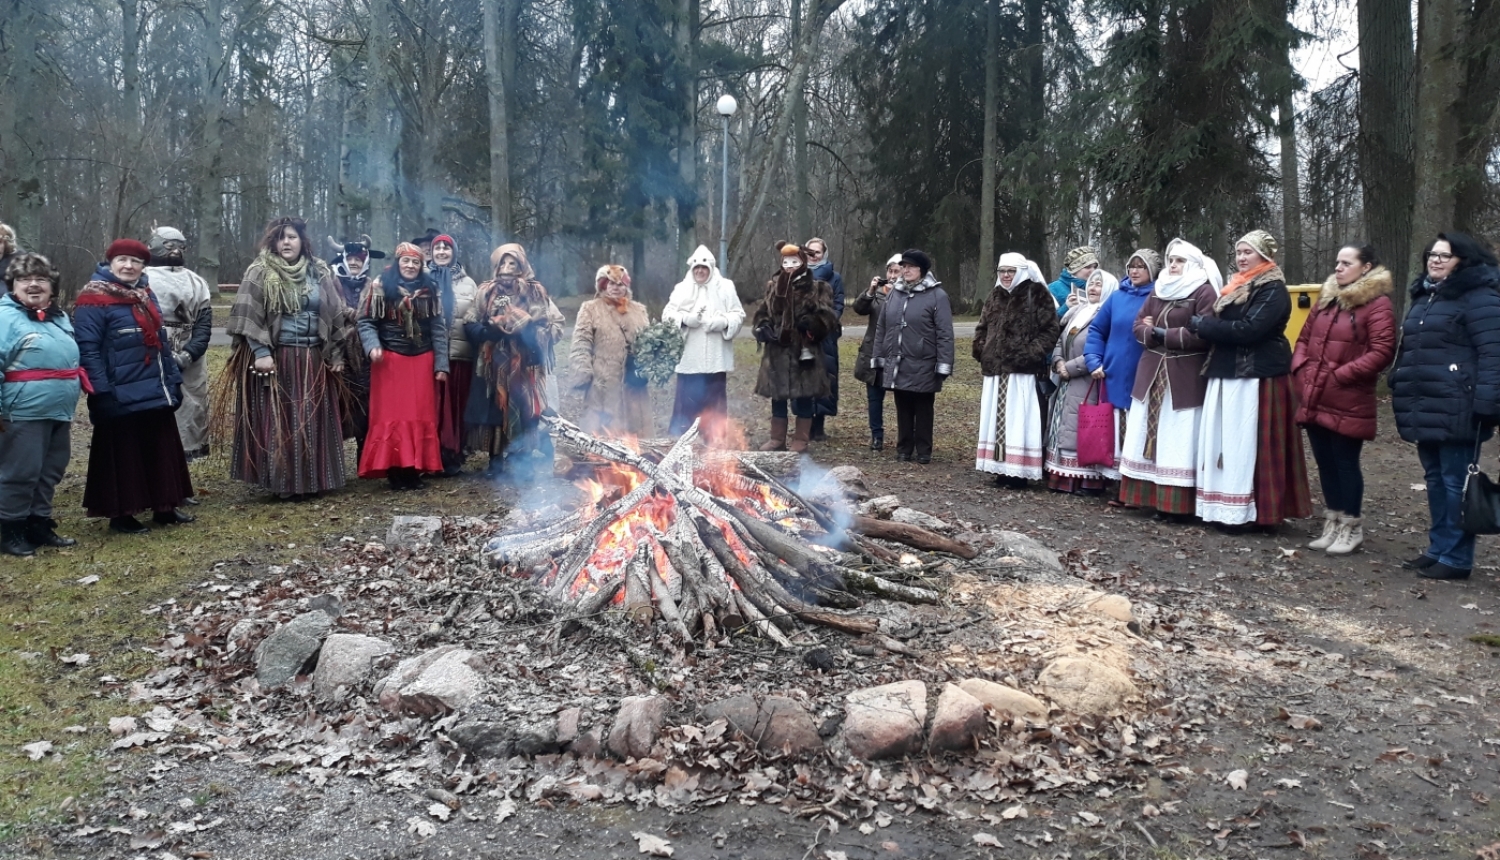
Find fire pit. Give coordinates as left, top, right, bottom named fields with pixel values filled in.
left=485, top=416, right=958, bottom=648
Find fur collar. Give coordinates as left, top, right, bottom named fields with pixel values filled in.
left=1212, top=264, right=1285, bottom=313
left=1317, top=265, right=1393, bottom=311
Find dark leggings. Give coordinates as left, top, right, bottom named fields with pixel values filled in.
left=1303, top=424, right=1365, bottom=516
left=770, top=398, right=816, bottom=419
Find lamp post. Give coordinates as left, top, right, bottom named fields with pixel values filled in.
left=716, top=93, right=738, bottom=275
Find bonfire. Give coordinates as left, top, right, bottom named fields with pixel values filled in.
left=484, top=416, right=971, bottom=648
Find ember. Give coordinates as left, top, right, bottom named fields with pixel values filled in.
left=486, top=417, right=951, bottom=647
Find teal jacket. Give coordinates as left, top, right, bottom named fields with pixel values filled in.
left=0, top=293, right=81, bottom=422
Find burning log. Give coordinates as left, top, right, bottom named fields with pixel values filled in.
left=853, top=516, right=978, bottom=560
left=487, top=414, right=950, bottom=650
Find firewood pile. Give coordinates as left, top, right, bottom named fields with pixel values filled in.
left=485, top=416, right=971, bottom=649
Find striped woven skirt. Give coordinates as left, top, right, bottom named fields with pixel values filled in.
left=1197, top=375, right=1311, bottom=525
left=231, top=346, right=346, bottom=495
left=975, top=374, right=1044, bottom=479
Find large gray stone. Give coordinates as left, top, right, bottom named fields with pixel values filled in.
left=704, top=695, right=822, bottom=759
left=374, top=646, right=481, bottom=716
left=842, top=680, right=927, bottom=760
left=607, top=695, right=668, bottom=760
left=928, top=684, right=987, bottom=752
left=891, top=508, right=951, bottom=531
left=397, top=649, right=483, bottom=716
left=387, top=516, right=444, bottom=549
left=448, top=718, right=560, bottom=759
left=310, top=633, right=392, bottom=700
left=254, top=611, right=333, bottom=690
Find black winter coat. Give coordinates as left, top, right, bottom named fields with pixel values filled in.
left=1389, top=263, right=1500, bottom=443
left=1196, top=269, right=1292, bottom=379
left=852, top=286, right=889, bottom=385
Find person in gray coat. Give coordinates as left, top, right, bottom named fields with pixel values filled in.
left=871, top=249, right=954, bottom=464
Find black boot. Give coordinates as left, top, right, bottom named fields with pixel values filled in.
left=152, top=509, right=196, bottom=526
left=809, top=415, right=828, bottom=442
left=25, top=516, right=76, bottom=548
left=869, top=431, right=884, bottom=451
left=109, top=515, right=150, bottom=535
left=2, top=521, right=36, bottom=557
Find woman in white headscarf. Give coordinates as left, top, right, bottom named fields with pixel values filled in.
left=1190, top=229, right=1311, bottom=530
left=973, top=253, right=1059, bottom=487
left=1117, top=239, right=1221, bottom=518
left=663, top=245, right=744, bottom=439
left=1044, top=267, right=1116, bottom=494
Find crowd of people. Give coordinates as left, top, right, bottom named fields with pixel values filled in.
left=2, top=216, right=1498, bottom=583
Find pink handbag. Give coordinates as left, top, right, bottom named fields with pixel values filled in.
left=1076, top=379, right=1116, bottom=468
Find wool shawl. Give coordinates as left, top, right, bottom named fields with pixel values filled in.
left=360, top=266, right=442, bottom=346
left=227, top=255, right=349, bottom=364
left=75, top=266, right=163, bottom=355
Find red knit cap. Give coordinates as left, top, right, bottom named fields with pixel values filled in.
left=105, top=239, right=150, bottom=262
left=432, top=234, right=456, bottom=249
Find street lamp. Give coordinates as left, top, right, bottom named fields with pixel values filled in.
left=716, top=93, right=738, bottom=275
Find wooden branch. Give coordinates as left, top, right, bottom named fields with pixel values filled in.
left=854, top=515, right=977, bottom=559
left=838, top=566, right=941, bottom=604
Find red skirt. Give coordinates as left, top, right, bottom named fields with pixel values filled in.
left=359, top=351, right=443, bottom=477
left=437, top=358, right=474, bottom=454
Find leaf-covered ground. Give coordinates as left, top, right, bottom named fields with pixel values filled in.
left=4, top=337, right=1500, bottom=859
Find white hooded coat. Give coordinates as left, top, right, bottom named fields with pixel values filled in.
left=662, top=245, right=744, bottom=375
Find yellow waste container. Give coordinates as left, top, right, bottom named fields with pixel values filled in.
left=1284, top=284, right=1320, bottom=346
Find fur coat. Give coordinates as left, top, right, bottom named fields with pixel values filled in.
left=752, top=267, right=839, bottom=400
left=570, top=296, right=653, bottom=437
left=972, top=278, right=1059, bottom=377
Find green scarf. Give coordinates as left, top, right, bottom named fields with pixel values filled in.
left=258, top=250, right=311, bottom=316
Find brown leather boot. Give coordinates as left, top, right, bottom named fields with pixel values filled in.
left=789, top=418, right=813, bottom=453
left=759, top=417, right=788, bottom=451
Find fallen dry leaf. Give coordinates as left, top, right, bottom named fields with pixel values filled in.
left=1226, top=769, right=1249, bottom=790
left=494, top=798, right=516, bottom=823
left=108, top=716, right=137, bottom=736
left=22, top=741, right=53, bottom=761
left=427, top=802, right=452, bottom=821
left=631, top=831, right=674, bottom=857
left=406, top=816, right=435, bottom=837
left=1278, top=708, right=1323, bottom=730
left=59, top=653, right=90, bottom=666
left=1001, top=804, right=1027, bottom=820
left=973, top=832, right=1002, bottom=847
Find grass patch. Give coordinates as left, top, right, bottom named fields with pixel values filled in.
left=0, top=346, right=507, bottom=830
left=1467, top=634, right=1500, bottom=648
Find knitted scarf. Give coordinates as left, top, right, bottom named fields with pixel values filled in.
left=75, top=266, right=163, bottom=355
left=257, top=250, right=312, bottom=316
left=1221, top=259, right=1276, bottom=297
left=430, top=262, right=463, bottom=324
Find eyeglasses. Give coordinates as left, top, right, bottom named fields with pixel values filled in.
left=13, top=276, right=50, bottom=286
left=997, top=268, right=1017, bottom=275
left=1427, top=252, right=1455, bottom=263
left=1126, top=263, right=1147, bottom=270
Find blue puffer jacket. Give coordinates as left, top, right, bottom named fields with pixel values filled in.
left=1083, top=277, right=1152, bottom=410
left=0, top=293, right=81, bottom=422
left=1389, top=263, right=1500, bottom=443
left=73, top=275, right=183, bottom=421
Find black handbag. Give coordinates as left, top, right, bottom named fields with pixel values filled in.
left=1460, top=434, right=1500, bottom=534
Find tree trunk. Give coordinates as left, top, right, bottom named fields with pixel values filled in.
left=1, top=0, right=44, bottom=245
left=676, top=0, right=700, bottom=263
left=366, top=0, right=398, bottom=245
left=977, top=0, right=999, bottom=311
left=113, top=0, right=143, bottom=240
left=1277, top=93, right=1304, bottom=283
left=1358, top=0, right=1415, bottom=297
left=194, top=0, right=226, bottom=291
left=727, top=0, right=849, bottom=284
left=1454, top=0, right=1500, bottom=233
left=483, top=0, right=515, bottom=242
left=1409, top=0, right=1462, bottom=274
left=791, top=0, right=810, bottom=242
left=1022, top=0, right=1047, bottom=271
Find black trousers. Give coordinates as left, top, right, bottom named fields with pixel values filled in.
left=893, top=389, right=935, bottom=458
left=866, top=384, right=886, bottom=434
left=1303, top=423, right=1366, bottom=516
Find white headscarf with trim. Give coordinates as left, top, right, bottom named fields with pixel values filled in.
left=1153, top=239, right=1223, bottom=301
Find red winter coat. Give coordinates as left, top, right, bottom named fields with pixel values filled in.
left=1291, top=266, right=1398, bottom=440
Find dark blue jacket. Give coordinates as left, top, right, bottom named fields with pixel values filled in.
left=74, top=277, right=183, bottom=421
left=1389, top=263, right=1500, bottom=443
left=1084, top=277, right=1152, bottom=410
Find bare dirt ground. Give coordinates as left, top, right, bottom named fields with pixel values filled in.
left=6, top=341, right=1500, bottom=860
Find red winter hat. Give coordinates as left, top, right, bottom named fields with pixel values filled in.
left=105, top=239, right=150, bottom=262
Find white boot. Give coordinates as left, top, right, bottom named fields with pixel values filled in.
left=1308, top=508, right=1341, bottom=550
left=1326, top=515, right=1363, bottom=556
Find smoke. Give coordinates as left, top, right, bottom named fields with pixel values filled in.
left=789, top=454, right=855, bottom=549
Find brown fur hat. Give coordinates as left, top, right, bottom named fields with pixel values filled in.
left=5, top=252, right=59, bottom=288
